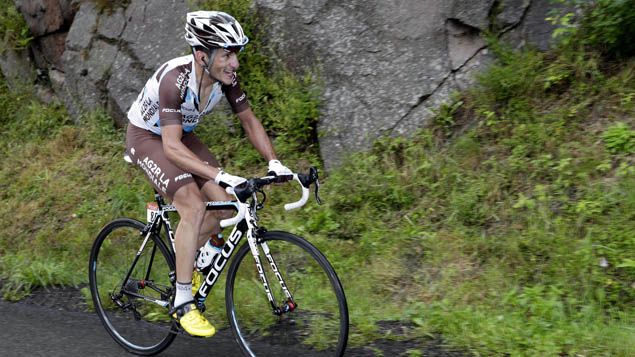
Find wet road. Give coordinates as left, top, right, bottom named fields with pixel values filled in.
left=0, top=300, right=349, bottom=357
left=0, top=298, right=468, bottom=356
left=0, top=300, right=241, bottom=356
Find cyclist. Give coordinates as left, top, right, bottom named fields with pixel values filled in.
left=125, top=11, right=292, bottom=337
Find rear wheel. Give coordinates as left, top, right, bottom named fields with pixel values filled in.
left=226, top=231, right=349, bottom=356
left=89, top=218, right=177, bottom=355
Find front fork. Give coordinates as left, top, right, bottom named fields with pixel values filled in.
left=248, top=228, right=297, bottom=316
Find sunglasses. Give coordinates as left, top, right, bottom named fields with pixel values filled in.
left=224, top=46, right=244, bottom=54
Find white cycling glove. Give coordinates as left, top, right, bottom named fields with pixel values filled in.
left=267, top=160, right=293, bottom=179
left=214, top=170, right=247, bottom=189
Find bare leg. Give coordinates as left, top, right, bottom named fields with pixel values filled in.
left=196, top=180, right=234, bottom=246
left=172, top=180, right=235, bottom=285
left=168, top=182, right=216, bottom=336
left=172, top=183, right=207, bottom=285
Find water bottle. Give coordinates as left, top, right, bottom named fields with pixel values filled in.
left=196, top=233, right=225, bottom=271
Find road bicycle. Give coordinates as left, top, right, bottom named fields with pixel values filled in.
left=88, top=167, right=349, bottom=356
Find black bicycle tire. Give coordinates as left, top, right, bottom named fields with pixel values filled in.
left=88, top=217, right=177, bottom=355
left=225, top=230, right=349, bottom=356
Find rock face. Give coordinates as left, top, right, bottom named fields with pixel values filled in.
left=5, top=0, right=566, bottom=168
left=255, top=0, right=563, bottom=168
left=60, top=0, right=190, bottom=124
left=15, top=0, right=79, bottom=70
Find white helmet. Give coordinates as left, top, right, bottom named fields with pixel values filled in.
left=185, top=11, right=249, bottom=50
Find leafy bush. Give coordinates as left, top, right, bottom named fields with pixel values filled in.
left=551, top=0, right=635, bottom=59
left=603, top=122, right=635, bottom=154
left=578, top=0, right=635, bottom=58
left=0, top=0, right=32, bottom=51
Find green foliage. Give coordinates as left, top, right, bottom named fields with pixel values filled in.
left=475, top=49, right=545, bottom=105
left=0, top=253, right=79, bottom=300
left=0, top=0, right=32, bottom=51
left=603, top=122, right=635, bottom=154
left=0, top=80, right=149, bottom=300
left=278, top=21, right=635, bottom=353
left=578, top=0, right=635, bottom=58
left=433, top=93, right=463, bottom=135
left=92, top=0, right=130, bottom=13
left=0, top=94, right=71, bottom=150
left=416, top=294, right=635, bottom=357
left=550, top=0, right=635, bottom=59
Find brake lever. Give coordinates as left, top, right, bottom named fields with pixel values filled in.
left=314, top=178, right=322, bottom=205
left=256, top=188, right=266, bottom=210
left=306, top=167, right=322, bottom=205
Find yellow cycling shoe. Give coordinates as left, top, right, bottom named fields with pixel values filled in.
left=171, top=302, right=216, bottom=338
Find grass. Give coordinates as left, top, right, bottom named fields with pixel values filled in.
left=0, top=0, right=32, bottom=52
left=0, top=81, right=150, bottom=299
left=2, top=0, right=635, bottom=355
left=318, top=48, right=634, bottom=355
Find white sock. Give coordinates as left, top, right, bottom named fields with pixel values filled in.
left=174, top=281, right=193, bottom=307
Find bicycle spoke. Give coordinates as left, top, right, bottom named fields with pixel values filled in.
left=89, top=219, right=177, bottom=355
left=227, top=231, right=348, bottom=356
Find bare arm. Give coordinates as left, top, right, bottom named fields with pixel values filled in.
left=162, top=125, right=221, bottom=180
left=236, top=108, right=277, bottom=162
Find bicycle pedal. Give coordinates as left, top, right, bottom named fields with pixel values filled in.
left=195, top=301, right=206, bottom=312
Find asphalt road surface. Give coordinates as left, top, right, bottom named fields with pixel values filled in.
left=0, top=292, right=468, bottom=357
left=0, top=300, right=242, bottom=356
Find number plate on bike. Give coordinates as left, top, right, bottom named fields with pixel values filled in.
left=146, top=202, right=159, bottom=222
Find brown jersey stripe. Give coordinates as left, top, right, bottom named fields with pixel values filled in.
left=155, top=63, right=169, bottom=81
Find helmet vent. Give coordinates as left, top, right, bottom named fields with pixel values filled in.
left=184, top=11, right=249, bottom=49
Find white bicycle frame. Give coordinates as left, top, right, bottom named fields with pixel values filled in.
left=139, top=174, right=311, bottom=312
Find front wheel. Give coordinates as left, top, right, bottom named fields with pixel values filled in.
left=226, top=231, right=349, bottom=356
left=88, top=218, right=177, bottom=355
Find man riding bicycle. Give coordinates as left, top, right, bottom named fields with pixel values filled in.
left=125, top=11, right=292, bottom=337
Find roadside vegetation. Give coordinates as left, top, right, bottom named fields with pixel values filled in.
left=0, top=0, right=32, bottom=52
left=1, top=0, right=634, bottom=355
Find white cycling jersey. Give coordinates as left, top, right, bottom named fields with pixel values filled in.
left=127, top=54, right=249, bottom=135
